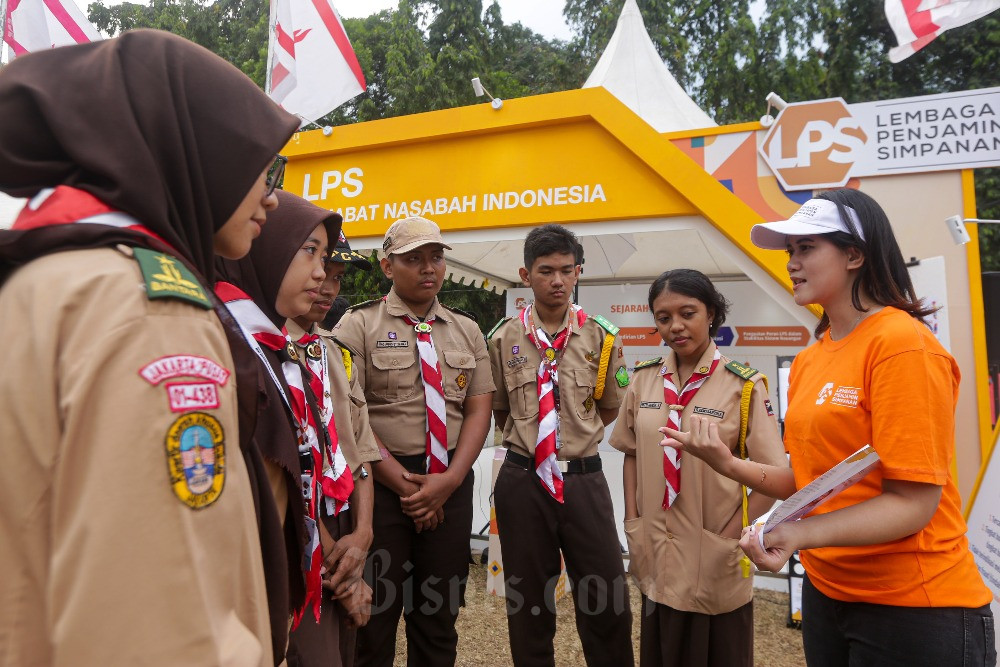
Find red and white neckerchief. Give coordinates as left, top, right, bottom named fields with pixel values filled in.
left=519, top=303, right=587, bottom=503
left=295, top=329, right=354, bottom=516
left=661, top=348, right=722, bottom=509
left=216, top=282, right=325, bottom=626
left=399, top=311, right=449, bottom=474
left=13, top=185, right=171, bottom=246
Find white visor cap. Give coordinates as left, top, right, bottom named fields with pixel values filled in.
left=750, top=198, right=864, bottom=250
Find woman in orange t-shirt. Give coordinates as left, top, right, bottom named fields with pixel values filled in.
left=662, top=189, right=994, bottom=667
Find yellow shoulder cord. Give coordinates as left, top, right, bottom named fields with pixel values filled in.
left=738, top=375, right=768, bottom=578
left=593, top=332, right=616, bottom=400
left=341, top=347, right=353, bottom=383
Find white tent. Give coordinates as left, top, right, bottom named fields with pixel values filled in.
left=583, top=0, right=716, bottom=132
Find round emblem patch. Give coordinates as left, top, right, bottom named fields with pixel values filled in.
left=165, top=411, right=226, bottom=509
left=544, top=348, right=556, bottom=362
left=285, top=341, right=299, bottom=362
left=306, top=341, right=323, bottom=360
left=698, top=365, right=710, bottom=374
left=456, top=372, right=468, bottom=389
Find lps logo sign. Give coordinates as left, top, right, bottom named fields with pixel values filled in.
left=760, top=98, right=868, bottom=190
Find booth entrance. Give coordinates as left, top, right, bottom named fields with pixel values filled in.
left=283, top=85, right=989, bottom=501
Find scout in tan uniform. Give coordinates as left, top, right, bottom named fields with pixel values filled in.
left=488, top=224, right=633, bottom=667
left=609, top=268, right=786, bottom=667
left=0, top=31, right=299, bottom=667
left=217, top=191, right=360, bottom=664
left=286, top=225, right=380, bottom=666
left=334, top=216, right=495, bottom=667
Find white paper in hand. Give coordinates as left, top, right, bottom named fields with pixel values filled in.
left=757, top=444, right=880, bottom=549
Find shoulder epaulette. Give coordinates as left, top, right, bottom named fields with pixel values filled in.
left=590, top=314, right=620, bottom=336
left=132, top=247, right=212, bottom=309
left=347, top=298, right=381, bottom=312
left=442, top=304, right=476, bottom=322
left=487, top=316, right=512, bottom=340
left=724, top=360, right=759, bottom=381
left=633, top=357, right=662, bottom=371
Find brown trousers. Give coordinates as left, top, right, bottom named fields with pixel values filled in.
left=639, top=596, right=753, bottom=667
left=286, top=509, right=356, bottom=667
left=356, top=453, right=474, bottom=667
left=494, top=459, right=634, bottom=667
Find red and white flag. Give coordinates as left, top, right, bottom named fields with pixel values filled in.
left=2, top=0, right=101, bottom=57
left=265, top=0, right=366, bottom=123
left=886, top=0, right=1000, bottom=62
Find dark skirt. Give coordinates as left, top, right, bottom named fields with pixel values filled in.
left=639, top=595, right=753, bottom=667
left=286, top=509, right=356, bottom=667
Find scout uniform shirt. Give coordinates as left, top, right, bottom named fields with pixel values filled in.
left=609, top=343, right=786, bottom=615
left=286, top=319, right=381, bottom=477
left=488, top=307, right=628, bottom=459
left=0, top=247, right=272, bottom=666
left=332, top=288, right=494, bottom=456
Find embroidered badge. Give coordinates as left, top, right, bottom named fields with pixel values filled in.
left=512, top=345, right=519, bottom=354
left=306, top=341, right=323, bottom=360
left=139, top=355, right=231, bottom=386
left=615, top=366, right=630, bottom=387
left=639, top=401, right=662, bottom=409
left=660, top=366, right=668, bottom=376
left=693, top=406, right=725, bottom=419
left=583, top=395, right=595, bottom=411
left=505, top=356, right=528, bottom=368
left=764, top=399, right=775, bottom=416
left=166, top=381, right=220, bottom=413
left=456, top=372, right=468, bottom=389
left=388, top=331, right=398, bottom=340
left=544, top=348, right=556, bottom=362
left=724, top=360, right=757, bottom=380
left=376, top=340, right=409, bottom=348
left=633, top=357, right=662, bottom=372
left=133, top=247, right=211, bottom=309
left=165, top=412, right=225, bottom=509
left=698, top=365, right=710, bottom=374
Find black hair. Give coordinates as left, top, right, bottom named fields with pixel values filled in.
left=523, top=224, right=580, bottom=270
left=647, top=268, right=730, bottom=337
left=322, top=295, right=350, bottom=330
left=812, top=189, right=936, bottom=339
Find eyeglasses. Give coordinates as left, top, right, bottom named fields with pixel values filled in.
left=265, top=154, right=287, bottom=197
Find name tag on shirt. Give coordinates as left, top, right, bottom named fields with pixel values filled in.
left=692, top=406, right=725, bottom=419
left=639, top=401, right=662, bottom=409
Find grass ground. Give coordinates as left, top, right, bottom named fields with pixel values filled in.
left=392, top=563, right=806, bottom=666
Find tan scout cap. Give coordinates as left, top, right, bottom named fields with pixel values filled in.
left=382, top=216, right=452, bottom=255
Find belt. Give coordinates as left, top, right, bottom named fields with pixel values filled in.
left=504, top=449, right=602, bottom=474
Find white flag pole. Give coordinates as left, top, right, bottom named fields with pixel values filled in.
left=0, top=0, right=10, bottom=64
left=264, top=0, right=277, bottom=94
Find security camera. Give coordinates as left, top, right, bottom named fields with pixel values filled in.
left=945, top=215, right=971, bottom=245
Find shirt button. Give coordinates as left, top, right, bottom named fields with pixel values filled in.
left=667, top=532, right=674, bottom=540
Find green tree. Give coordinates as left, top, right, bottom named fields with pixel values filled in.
left=87, top=0, right=269, bottom=85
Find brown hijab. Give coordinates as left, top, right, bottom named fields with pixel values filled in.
left=217, top=190, right=343, bottom=328
left=0, top=29, right=299, bottom=276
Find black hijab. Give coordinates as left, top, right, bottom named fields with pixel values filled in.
left=0, top=29, right=299, bottom=277
left=217, top=190, right=343, bottom=328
